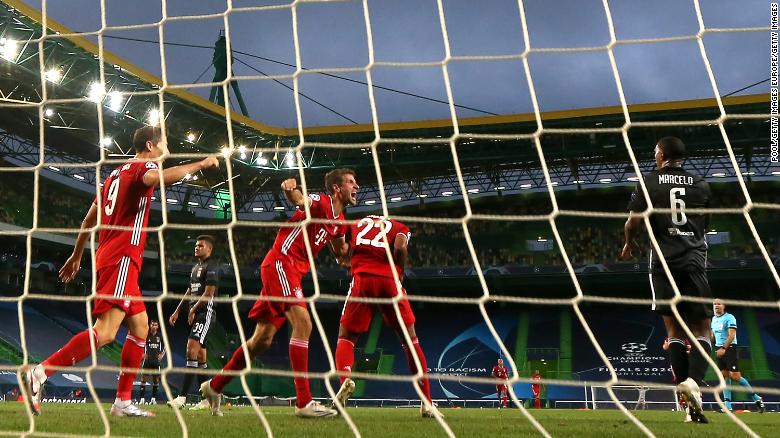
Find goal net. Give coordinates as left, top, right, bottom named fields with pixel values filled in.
left=590, top=385, right=681, bottom=411
left=0, top=0, right=777, bottom=437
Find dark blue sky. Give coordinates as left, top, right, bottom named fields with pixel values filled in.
left=21, top=0, right=770, bottom=127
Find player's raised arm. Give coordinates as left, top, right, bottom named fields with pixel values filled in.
left=281, top=178, right=309, bottom=208
left=59, top=202, right=98, bottom=283
left=142, top=156, right=220, bottom=187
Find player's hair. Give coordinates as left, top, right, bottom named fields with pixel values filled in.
left=149, top=319, right=158, bottom=325
left=324, top=168, right=356, bottom=194
left=657, top=136, right=686, bottom=161
left=132, top=126, right=163, bottom=153
left=196, top=234, right=216, bottom=247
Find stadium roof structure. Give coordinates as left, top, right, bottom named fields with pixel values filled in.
left=0, top=0, right=774, bottom=217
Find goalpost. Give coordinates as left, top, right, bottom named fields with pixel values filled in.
left=590, top=385, right=681, bottom=411
left=0, top=0, right=777, bottom=437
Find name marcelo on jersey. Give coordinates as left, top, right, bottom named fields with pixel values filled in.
left=658, top=174, right=694, bottom=185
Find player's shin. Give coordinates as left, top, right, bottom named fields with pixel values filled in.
left=41, top=329, right=99, bottom=377
left=289, top=338, right=313, bottom=408
left=210, top=346, right=247, bottom=393
left=116, top=335, right=145, bottom=402
left=688, top=337, right=712, bottom=385
left=666, top=338, right=689, bottom=383
left=335, top=337, right=355, bottom=385
left=402, top=337, right=431, bottom=402
left=179, top=360, right=199, bottom=398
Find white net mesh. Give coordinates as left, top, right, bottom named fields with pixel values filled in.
left=0, top=0, right=777, bottom=437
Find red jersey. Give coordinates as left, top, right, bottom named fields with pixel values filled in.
left=492, top=365, right=509, bottom=380
left=266, top=193, right=346, bottom=273
left=532, top=374, right=542, bottom=386
left=94, top=160, right=157, bottom=270
left=347, top=216, right=410, bottom=278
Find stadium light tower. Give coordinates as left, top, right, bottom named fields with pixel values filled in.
left=209, top=30, right=249, bottom=116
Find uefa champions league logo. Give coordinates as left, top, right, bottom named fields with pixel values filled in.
left=621, top=342, right=648, bottom=355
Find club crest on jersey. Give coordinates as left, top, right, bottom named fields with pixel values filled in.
left=293, top=286, right=303, bottom=298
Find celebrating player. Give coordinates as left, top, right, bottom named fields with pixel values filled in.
left=492, top=358, right=509, bottom=409
left=138, top=320, right=164, bottom=405
left=21, top=126, right=219, bottom=417
left=332, top=215, right=437, bottom=417
left=168, top=235, right=220, bottom=410
left=622, top=136, right=712, bottom=424
left=201, top=170, right=358, bottom=418
left=711, top=299, right=765, bottom=413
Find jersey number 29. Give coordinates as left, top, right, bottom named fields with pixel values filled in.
left=669, top=188, right=687, bottom=226
left=356, top=217, right=392, bottom=248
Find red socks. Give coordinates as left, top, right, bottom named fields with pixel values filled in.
left=210, top=346, right=247, bottom=393
left=402, top=337, right=431, bottom=402
left=289, top=338, right=312, bottom=408
left=116, top=334, right=145, bottom=401
left=335, top=338, right=355, bottom=385
left=41, top=329, right=99, bottom=377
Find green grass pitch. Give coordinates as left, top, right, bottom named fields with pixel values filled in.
left=0, top=403, right=775, bottom=437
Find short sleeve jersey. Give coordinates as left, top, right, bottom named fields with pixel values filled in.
left=492, top=365, right=509, bottom=380
left=95, top=160, right=157, bottom=270
left=347, top=216, right=410, bottom=278
left=627, top=166, right=711, bottom=272
left=189, top=257, right=220, bottom=314
left=711, top=312, right=738, bottom=347
left=145, top=331, right=163, bottom=359
left=269, top=193, right=346, bottom=273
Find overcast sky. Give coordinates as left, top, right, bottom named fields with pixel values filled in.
left=19, top=0, right=771, bottom=128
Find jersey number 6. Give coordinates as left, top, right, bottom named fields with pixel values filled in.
left=669, top=187, right=687, bottom=226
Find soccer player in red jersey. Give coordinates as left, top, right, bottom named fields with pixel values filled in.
left=531, top=369, right=542, bottom=409
left=332, top=215, right=438, bottom=417
left=20, top=126, right=219, bottom=417
left=201, top=169, right=358, bottom=418
left=492, top=358, right=509, bottom=408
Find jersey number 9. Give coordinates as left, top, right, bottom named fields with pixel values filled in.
left=105, top=179, right=121, bottom=216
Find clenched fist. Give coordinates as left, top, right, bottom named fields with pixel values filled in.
left=281, top=178, right=298, bottom=192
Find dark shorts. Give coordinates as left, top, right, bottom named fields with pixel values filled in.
left=650, top=268, right=713, bottom=321
left=142, top=359, right=160, bottom=373
left=716, top=345, right=739, bottom=372
left=188, top=310, right=215, bottom=347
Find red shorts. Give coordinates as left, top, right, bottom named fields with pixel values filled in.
left=496, top=384, right=508, bottom=393
left=340, top=274, right=416, bottom=334
left=248, top=258, right=306, bottom=329
left=92, top=257, right=146, bottom=317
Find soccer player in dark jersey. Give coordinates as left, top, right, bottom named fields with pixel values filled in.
left=333, top=215, right=438, bottom=417
left=621, top=136, right=712, bottom=424
left=168, top=235, right=219, bottom=410
left=21, top=126, right=219, bottom=417
left=138, top=320, right=164, bottom=404
left=201, top=170, right=357, bottom=418
left=492, top=358, right=509, bottom=409
left=711, top=299, right=765, bottom=413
